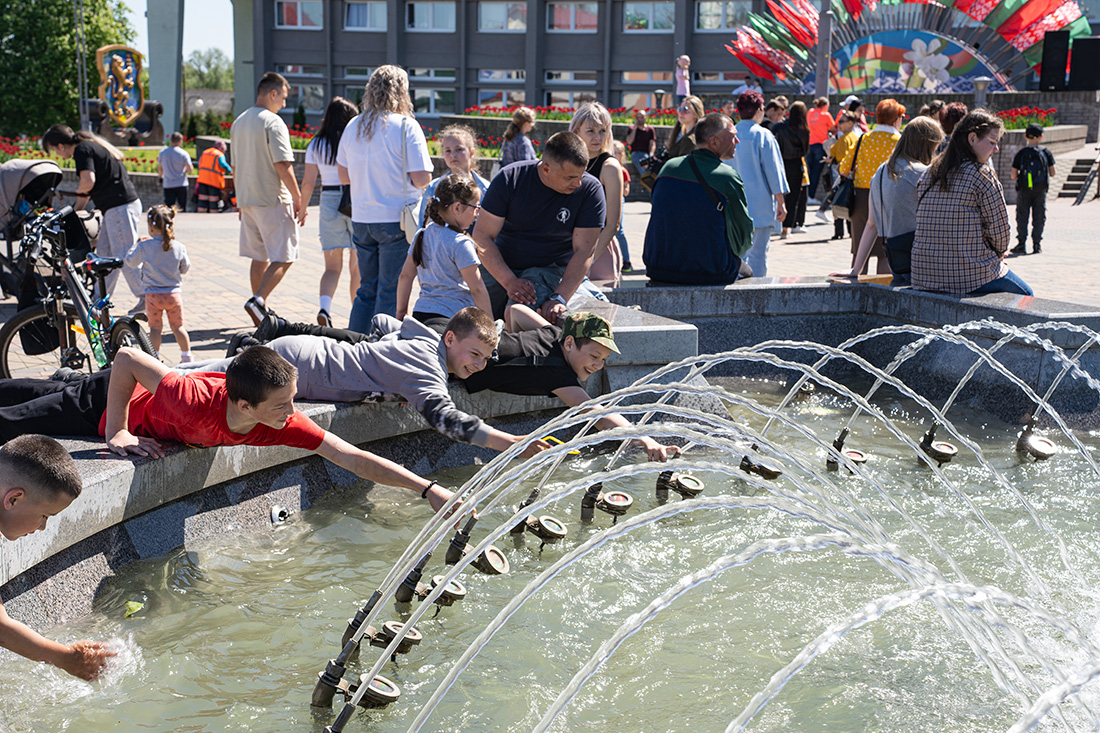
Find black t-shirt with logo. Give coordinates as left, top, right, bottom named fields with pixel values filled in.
left=462, top=324, right=580, bottom=397
left=480, top=160, right=606, bottom=270
left=72, top=140, right=139, bottom=211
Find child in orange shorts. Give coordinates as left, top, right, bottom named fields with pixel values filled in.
left=124, top=205, right=192, bottom=362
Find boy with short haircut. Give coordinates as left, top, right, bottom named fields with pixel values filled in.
left=0, top=348, right=455, bottom=512
left=0, top=435, right=116, bottom=680
left=186, top=307, right=548, bottom=456
left=461, top=307, right=679, bottom=462
left=157, top=131, right=194, bottom=210
left=1010, top=123, right=1056, bottom=256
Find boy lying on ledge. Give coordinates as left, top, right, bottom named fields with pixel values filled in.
left=0, top=435, right=116, bottom=680
left=0, top=347, right=455, bottom=512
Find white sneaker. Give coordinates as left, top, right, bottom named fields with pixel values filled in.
left=807, top=197, right=821, bottom=205
left=779, top=229, right=789, bottom=240
left=815, top=209, right=832, bottom=223
left=792, top=226, right=808, bottom=234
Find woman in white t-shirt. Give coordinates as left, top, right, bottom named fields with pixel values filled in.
left=336, top=65, right=433, bottom=331
left=298, top=96, right=359, bottom=327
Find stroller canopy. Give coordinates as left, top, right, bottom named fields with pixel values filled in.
left=0, top=159, right=63, bottom=232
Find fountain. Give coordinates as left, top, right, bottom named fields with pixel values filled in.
left=7, top=318, right=1100, bottom=731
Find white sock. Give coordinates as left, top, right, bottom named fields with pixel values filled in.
left=319, top=295, right=332, bottom=313
left=253, top=295, right=265, bottom=308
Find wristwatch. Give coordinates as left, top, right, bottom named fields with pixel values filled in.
left=547, top=293, right=567, bottom=308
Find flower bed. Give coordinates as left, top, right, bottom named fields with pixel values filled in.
left=997, top=106, right=1058, bottom=130
left=1, top=136, right=197, bottom=173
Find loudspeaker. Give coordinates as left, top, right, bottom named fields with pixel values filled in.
left=1040, top=30, right=1070, bottom=91
left=1068, top=36, right=1100, bottom=90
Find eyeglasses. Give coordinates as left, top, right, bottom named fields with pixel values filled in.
left=456, top=201, right=480, bottom=211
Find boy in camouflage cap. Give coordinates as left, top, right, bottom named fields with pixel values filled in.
left=561, top=312, right=620, bottom=354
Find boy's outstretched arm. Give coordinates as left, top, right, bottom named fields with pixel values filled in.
left=0, top=602, right=115, bottom=681
left=104, top=347, right=169, bottom=458
left=552, top=385, right=680, bottom=462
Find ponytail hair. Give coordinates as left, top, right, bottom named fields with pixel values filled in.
left=147, top=204, right=176, bottom=250
left=503, top=107, right=536, bottom=142
left=412, top=174, right=480, bottom=268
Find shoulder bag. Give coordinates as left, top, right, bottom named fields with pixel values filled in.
left=399, top=117, right=420, bottom=245
left=830, top=134, right=863, bottom=221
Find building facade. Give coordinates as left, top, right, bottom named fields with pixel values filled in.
left=232, top=0, right=758, bottom=124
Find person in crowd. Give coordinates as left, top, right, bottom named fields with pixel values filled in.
left=748, top=78, right=763, bottom=93
left=0, top=435, right=116, bottom=680
left=157, top=131, right=193, bottom=210
left=841, top=95, right=868, bottom=132
left=732, top=91, right=788, bottom=277
left=230, top=72, right=303, bottom=326
left=570, top=102, right=624, bottom=287
left=806, top=97, right=835, bottom=203
left=337, top=65, right=433, bottom=329
left=644, top=113, right=753, bottom=284
left=674, top=55, right=691, bottom=103
left=41, top=124, right=144, bottom=311
left=625, top=110, right=657, bottom=178
left=924, top=99, right=946, bottom=119
left=464, top=307, right=679, bottom=461
left=840, top=98, right=904, bottom=275
left=500, top=107, right=538, bottom=169
left=124, top=205, right=192, bottom=361
left=1010, top=123, right=1056, bottom=256
left=195, top=139, right=232, bottom=213
left=298, top=97, right=360, bottom=327
left=0, top=346, right=459, bottom=512
left=731, top=75, right=753, bottom=97
left=772, top=101, right=811, bottom=239
left=937, top=102, right=968, bottom=154
left=822, top=111, right=860, bottom=240
left=396, top=176, right=492, bottom=331
left=611, top=140, right=634, bottom=273
left=912, top=110, right=1032, bottom=296
left=418, top=124, right=490, bottom=229
left=666, top=95, right=704, bottom=159
left=833, top=117, right=943, bottom=285
left=472, top=131, right=607, bottom=321
left=195, top=308, right=548, bottom=457
left=761, top=99, right=785, bottom=130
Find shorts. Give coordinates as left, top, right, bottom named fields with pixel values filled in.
left=145, top=292, right=185, bottom=330
left=239, top=203, right=299, bottom=262
left=318, top=188, right=354, bottom=251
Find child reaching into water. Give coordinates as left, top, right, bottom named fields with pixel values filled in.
left=124, top=205, right=192, bottom=362
left=418, top=124, right=490, bottom=230
left=397, top=176, right=492, bottom=333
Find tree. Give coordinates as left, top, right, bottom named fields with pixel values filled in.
left=0, top=0, right=135, bottom=136
left=183, top=47, right=234, bottom=91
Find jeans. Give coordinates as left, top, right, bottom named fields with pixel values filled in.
left=745, top=226, right=772, bottom=277
left=481, top=263, right=607, bottom=319
left=349, top=221, right=407, bottom=332
left=807, top=143, right=826, bottom=199
left=1015, top=187, right=1047, bottom=249
left=615, top=224, right=631, bottom=264
left=969, top=269, right=1033, bottom=296
left=630, top=151, right=650, bottom=179
left=318, top=189, right=354, bottom=251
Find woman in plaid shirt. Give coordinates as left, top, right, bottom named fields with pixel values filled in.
left=912, top=110, right=1033, bottom=296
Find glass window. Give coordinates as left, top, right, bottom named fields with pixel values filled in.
left=545, top=70, right=597, bottom=84
left=412, top=88, right=456, bottom=114
left=275, top=1, right=323, bottom=28
left=478, top=2, right=527, bottom=31
left=695, top=1, right=750, bottom=30
left=408, top=68, right=457, bottom=80
left=345, top=67, right=376, bottom=78
left=479, top=89, right=527, bottom=107
left=545, top=90, right=597, bottom=106
left=547, top=2, right=598, bottom=31
left=274, top=64, right=324, bottom=77
left=622, top=91, right=662, bottom=109
left=624, top=2, right=674, bottom=32
left=344, top=85, right=365, bottom=105
left=692, top=71, right=741, bottom=83
left=407, top=1, right=457, bottom=31
left=621, top=71, right=673, bottom=83
left=346, top=2, right=387, bottom=30
left=479, top=69, right=526, bottom=81
left=286, top=84, right=326, bottom=111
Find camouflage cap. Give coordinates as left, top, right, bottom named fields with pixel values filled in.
left=560, top=312, right=619, bottom=353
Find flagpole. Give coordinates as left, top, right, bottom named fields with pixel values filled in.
left=814, top=0, right=833, bottom=98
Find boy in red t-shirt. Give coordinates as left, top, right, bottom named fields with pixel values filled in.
left=0, top=347, right=454, bottom=512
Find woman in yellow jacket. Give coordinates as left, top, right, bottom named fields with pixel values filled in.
left=839, top=99, right=904, bottom=274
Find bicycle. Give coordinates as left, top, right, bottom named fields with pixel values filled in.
left=0, top=206, right=156, bottom=379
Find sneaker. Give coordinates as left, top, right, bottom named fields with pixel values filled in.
left=50, top=366, right=84, bottom=382
left=244, top=296, right=266, bottom=327
left=1033, top=243, right=1042, bottom=254
left=178, top=354, right=193, bottom=364
left=255, top=312, right=287, bottom=343
left=779, top=229, right=789, bottom=240
left=621, top=262, right=634, bottom=274
left=226, top=332, right=261, bottom=357
left=807, top=197, right=821, bottom=206
left=316, top=308, right=331, bottom=328
left=792, top=226, right=808, bottom=234
left=815, top=209, right=832, bottom=223
left=1010, top=243, right=1026, bottom=256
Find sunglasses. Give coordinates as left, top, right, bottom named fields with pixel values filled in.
left=678, top=104, right=692, bottom=112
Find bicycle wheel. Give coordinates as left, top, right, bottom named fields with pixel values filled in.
left=0, top=302, right=86, bottom=380
left=109, top=318, right=157, bottom=359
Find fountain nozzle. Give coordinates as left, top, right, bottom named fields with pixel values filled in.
left=920, top=423, right=958, bottom=466
left=394, top=553, right=431, bottom=604
left=581, top=482, right=634, bottom=522
left=739, top=455, right=783, bottom=480
left=311, top=658, right=346, bottom=708
left=1016, top=419, right=1056, bottom=460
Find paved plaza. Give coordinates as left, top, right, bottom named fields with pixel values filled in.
left=1, top=189, right=1098, bottom=366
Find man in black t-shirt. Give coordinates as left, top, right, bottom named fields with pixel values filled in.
left=473, top=132, right=607, bottom=322
left=462, top=308, right=679, bottom=461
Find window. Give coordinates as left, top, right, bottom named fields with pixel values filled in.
left=344, top=85, right=365, bottom=105
left=479, top=69, right=526, bottom=82
left=545, top=90, right=597, bottom=106
left=275, top=1, right=323, bottom=28
left=407, top=2, right=456, bottom=31
left=275, top=64, right=324, bottom=77
left=413, top=89, right=456, bottom=114
left=545, top=70, right=596, bottom=84
left=547, top=2, right=598, bottom=31
left=624, top=2, right=674, bottom=31
left=622, top=92, right=662, bottom=109
left=479, top=2, right=527, bottom=31
left=692, top=71, right=742, bottom=83
left=695, top=1, right=750, bottom=30
left=621, top=71, right=673, bottom=83
left=346, top=2, right=386, bottom=30
left=479, top=89, right=526, bottom=106
left=409, top=67, right=456, bottom=81
left=286, top=84, right=325, bottom=111
left=345, top=67, right=376, bottom=78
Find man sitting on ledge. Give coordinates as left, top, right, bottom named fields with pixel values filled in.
left=643, top=112, right=754, bottom=285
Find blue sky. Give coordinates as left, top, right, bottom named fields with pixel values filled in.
left=123, top=0, right=235, bottom=61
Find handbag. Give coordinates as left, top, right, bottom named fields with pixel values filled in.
left=399, top=118, right=420, bottom=245
left=337, top=184, right=352, bottom=218
left=831, top=135, right=864, bottom=220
